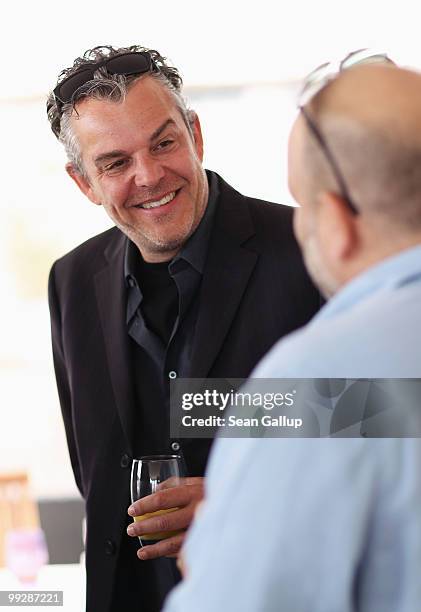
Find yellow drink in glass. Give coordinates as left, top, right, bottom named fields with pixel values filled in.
left=134, top=507, right=182, bottom=540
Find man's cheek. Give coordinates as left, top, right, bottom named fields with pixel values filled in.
left=293, top=207, right=306, bottom=247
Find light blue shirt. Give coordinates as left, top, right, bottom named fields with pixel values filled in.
left=164, top=245, right=421, bottom=612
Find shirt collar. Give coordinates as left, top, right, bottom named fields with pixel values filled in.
left=124, top=169, right=219, bottom=283
left=314, top=244, right=421, bottom=323
left=124, top=236, right=140, bottom=288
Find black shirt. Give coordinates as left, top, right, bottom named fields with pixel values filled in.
left=134, top=259, right=178, bottom=345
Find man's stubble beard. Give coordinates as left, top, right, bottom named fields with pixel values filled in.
left=110, top=168, right=209, bottom=258
left=117, top=219, right=195, bottom=256
left=115, top=200, right=206, bottom=259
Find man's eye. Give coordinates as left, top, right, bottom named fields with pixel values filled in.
left=105, top=159, right=127, bottom=172
left=156, top=139, right=174, bottom=150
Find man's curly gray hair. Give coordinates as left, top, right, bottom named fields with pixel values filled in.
left=46, top=45, right=194, bottom=177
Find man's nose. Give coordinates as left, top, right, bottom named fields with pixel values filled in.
left=132, top=155, right=166, bottom=188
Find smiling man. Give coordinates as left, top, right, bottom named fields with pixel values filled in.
left=46, top=45, right=320, bottom=612
left=65, top=76, right=208, bottom=260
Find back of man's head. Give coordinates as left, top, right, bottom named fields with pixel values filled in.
left=289, top=63, right=421, bottom=296
left=306, top=64, right=421, bottom=231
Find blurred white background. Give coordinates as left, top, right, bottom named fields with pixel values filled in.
left=1, top=0, right=421, bottom=499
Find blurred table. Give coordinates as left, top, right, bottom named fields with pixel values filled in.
left=0, top=564, right=85, bottom=610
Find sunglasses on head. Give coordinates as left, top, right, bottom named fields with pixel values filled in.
left=53, top=51, right=155, bottom=115
left=297, top=48, right=395, bottom=214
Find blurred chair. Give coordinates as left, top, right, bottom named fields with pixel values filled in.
left=38, top=497, right=85, bottom=564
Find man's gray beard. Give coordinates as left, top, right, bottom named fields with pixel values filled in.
left=119, top=221, right=197, bottom=258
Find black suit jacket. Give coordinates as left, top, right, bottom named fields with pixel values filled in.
left=48, top=173, right=320, bottom=611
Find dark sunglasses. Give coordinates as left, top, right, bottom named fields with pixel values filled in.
left=298, top=49, right=395, bottom=214
left=53, top=51, right=155, bottom=115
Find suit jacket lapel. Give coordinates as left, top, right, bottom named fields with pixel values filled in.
left=94, top=233, right=136, bottom=454
left=190, top=176, right=258, bottom=378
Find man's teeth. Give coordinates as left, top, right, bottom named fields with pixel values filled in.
left=139, top=191, right=176, bottom=210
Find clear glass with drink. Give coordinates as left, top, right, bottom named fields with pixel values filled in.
left=130, top=455, right=185, bottom=546
left=5, top=528, right=49, bottom=586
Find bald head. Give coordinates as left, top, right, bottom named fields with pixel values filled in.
left=289, top=63, right=421, bottom=298
left=313, top=63, right=421, bottom=130
left=292, top=63, right=421, bottom=233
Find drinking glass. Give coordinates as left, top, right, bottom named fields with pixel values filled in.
left=4, top=528, right=48, bottom=586
left=130, top=455, right=185, bottom=546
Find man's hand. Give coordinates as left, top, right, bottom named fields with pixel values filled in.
left=126, top=477, right=204, bottom=560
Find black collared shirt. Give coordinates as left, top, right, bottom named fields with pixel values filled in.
left=124, top=170, right=219, bottom=456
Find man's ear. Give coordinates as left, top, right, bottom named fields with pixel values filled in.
left=317, top=191, right=359, bottom=262
left=189, top=112, right=204, bottom=162
left=65, top=163, right=102, bottom=205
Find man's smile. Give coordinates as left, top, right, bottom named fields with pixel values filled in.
left=136, top=191, right=176, bottom=209
left=131, top=188, right=183, bottom=213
